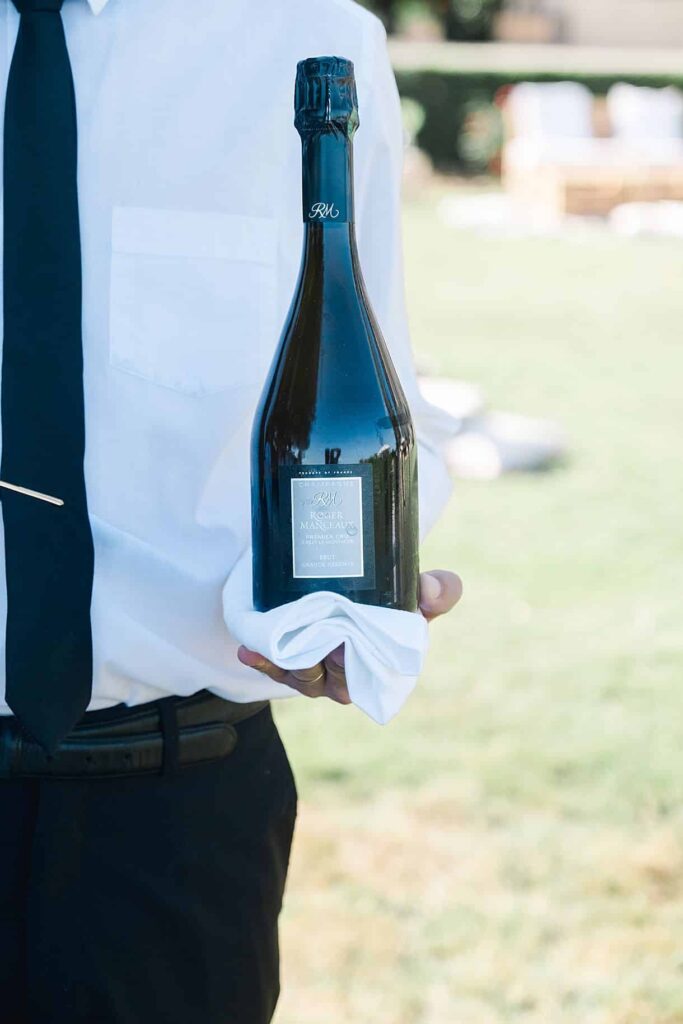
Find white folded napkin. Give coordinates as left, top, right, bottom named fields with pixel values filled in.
left=222, top=549, right=429, bottom=725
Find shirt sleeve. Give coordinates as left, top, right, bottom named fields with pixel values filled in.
left=353, top=21, right=454, bottom=539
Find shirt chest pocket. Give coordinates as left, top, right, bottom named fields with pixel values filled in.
left=109, top=207, right=278, bottom=396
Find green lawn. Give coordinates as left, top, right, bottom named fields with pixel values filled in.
left=273, top=188, right=683, bottom=1024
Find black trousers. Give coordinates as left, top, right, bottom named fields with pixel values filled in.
left=0, top=703, right=297, bottom=1024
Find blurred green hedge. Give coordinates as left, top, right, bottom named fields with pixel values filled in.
left=361, top=1, right=502, bottom=41
left=394, top=69, right=683, bottom=172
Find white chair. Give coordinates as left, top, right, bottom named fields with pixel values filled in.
left=503, top=82, right=621, bottom=216
left=502, top=81, right=683, bottom=217
left=607, top=84, right=683, bottom=142
left=606, top=83, right=683, bottom=164
left=506, top=81, right=594, bottom=141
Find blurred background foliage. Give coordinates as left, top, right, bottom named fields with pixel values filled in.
left=361, top=1, right=683, bottom=174
left=361, top=0, right=503, bottom=41
left=396, top=70, right=683, bottom=172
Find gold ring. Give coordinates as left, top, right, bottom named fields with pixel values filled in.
left=293, top=668, right=325, bottom=685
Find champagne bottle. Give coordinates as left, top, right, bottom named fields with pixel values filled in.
left=251, top=56, right=419, bottom=612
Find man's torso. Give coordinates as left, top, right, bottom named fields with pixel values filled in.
left=0, top=0, right=383, bottom=711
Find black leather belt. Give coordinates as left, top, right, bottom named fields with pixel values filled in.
left=0, top=691, right=269, bottom=779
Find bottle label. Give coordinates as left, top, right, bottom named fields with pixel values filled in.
left=279, top=464, right=375, bottom=586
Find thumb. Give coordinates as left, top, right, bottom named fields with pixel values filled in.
left=419, top=570, right=463, bottom=621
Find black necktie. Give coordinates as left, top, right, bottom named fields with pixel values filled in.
left=1, top=0, right=94, bottom=753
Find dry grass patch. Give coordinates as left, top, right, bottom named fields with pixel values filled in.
left=275, top=790, right=683, bottom=1023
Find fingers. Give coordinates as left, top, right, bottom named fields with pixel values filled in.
left=237, top=646, right=289, bottom=683
left=238, top=645, right=327, bottom=697
left=289, top=663, right=327, bottom=699
left=324, top=646, right=352, bottom=705
left=238, top=643, right=352, bottom=705
left=419, top=570, right=463, bottom=622
left=324, top=645, right=345, bottom=673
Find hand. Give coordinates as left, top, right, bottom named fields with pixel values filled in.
left=237, top=570, right=463, bottom=705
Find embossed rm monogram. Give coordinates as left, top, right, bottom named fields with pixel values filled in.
left=309, top=202, right=340, bottom=220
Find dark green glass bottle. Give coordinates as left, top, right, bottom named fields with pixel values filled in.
left=251, top=56, right=419, bottom=612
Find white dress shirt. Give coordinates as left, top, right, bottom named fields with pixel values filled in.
left=0, top=0, right=452, bottom=714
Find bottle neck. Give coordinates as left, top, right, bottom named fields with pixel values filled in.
left=300, top=129, right=355, bottom=225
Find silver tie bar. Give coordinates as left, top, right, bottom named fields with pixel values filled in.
left=0, top=480, right=64, bottom=507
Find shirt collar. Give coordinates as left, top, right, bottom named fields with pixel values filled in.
left=87, top=0, right=111, bottom=13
